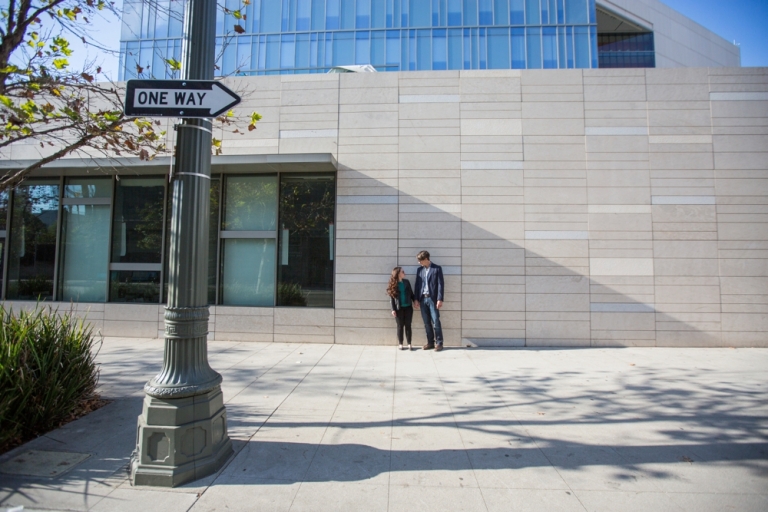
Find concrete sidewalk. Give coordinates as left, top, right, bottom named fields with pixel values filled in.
left=1, top=339, right=766, bottom=512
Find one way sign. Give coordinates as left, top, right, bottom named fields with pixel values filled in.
left=124, top=79, right=241, bottom=118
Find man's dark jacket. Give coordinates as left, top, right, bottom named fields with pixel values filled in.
left=414, top=262, right=444, bottom=302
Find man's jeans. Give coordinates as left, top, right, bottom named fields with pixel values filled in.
left=419, top=296, right=443, bottom=346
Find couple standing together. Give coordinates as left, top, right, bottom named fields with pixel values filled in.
left=387, top=250, right=444, bottom=352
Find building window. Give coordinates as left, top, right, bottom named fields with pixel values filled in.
left=597, top=32, right=655, bottom=68
left=0, top=191, right=7, bottom=295
left=6, top=180, right=60, bottom=301
left=277, top=174, right=335, bottom=307
left=220, top=175, right=278, bottom=306
left=109, top=177, right=166, bottom=303
left=59, top=178, right=112, bottom=302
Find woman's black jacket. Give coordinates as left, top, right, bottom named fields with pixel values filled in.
left=390, top=278, right=416, bottom=312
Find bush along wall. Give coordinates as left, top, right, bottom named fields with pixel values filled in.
left=0, top=305, right=101, bottom=453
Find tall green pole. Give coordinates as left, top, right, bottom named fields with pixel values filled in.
left=131, top=0, right=232, bottom=487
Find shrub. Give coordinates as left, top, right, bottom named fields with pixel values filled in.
left=0, top=305, right=101, bottom=453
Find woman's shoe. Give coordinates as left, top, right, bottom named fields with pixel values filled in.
left=399, top=344, right=405, bottom=350
left=408, top=344, right=412, bottom=351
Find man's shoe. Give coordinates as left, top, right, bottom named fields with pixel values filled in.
left=435, top=344, right=444, bottom=352
left=422, top=343, right=435, bottom=350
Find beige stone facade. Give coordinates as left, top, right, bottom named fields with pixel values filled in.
left=3, top=67, right=767, bottom=347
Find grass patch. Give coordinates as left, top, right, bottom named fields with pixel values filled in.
left=0, top=304, right=103, bottom=454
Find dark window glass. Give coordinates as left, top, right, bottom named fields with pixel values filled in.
left=111, top=178, right=164, bottom=264
left=277, top=175, right=335, bottom=307
left=7, top=180, right=59, bottom=300
left=110, top=178, right=164, bottom=303
left=0, top=191, right=7, bottom=230
left=111, top=270, right=160, bottom=303
left=597, top=32, right=655, bottom=69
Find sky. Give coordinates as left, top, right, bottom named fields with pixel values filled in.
left=55, top=0, right=768, bottom=79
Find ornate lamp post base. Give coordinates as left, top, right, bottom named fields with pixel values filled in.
left=131, top=388, right=233, bottom=487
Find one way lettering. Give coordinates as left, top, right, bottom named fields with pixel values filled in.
left=174, top=92, right=207, bottom=106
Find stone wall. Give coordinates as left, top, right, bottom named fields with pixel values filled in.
left=5, top=67, right=767, bottom=347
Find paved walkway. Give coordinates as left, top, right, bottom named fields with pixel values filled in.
left=1, top=339, right=767, bottom=512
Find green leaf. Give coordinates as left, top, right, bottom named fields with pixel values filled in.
left=232, top=10, right=242, bottom=19
left=52, top=59, right=69, bottom=70
left=164, top=58, right=182, bottom=71
left=0, top=95, right=14, bottom=108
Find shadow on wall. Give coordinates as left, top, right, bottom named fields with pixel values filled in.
left=335, top=165, right=716, bottom=349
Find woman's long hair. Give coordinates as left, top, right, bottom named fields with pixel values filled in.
left=387, top=267, right=402, bottom=298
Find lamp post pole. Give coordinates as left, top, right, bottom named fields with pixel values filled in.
left=131, top=0, right=232, bottom=487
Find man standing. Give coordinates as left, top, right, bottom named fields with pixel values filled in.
left=413, top=250, right=445, bottom=352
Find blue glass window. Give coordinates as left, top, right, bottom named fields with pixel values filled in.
left=463, top=28, right=471, bottom=68
left=372, top=0, right=386, bottom=28
left=479, top=0, right=493, bottom=25
left=297, top=0, right=311, bottom=30
left=297, top=33, right=310, bottom=69
left=542, top=26, right=556, bottom=67
left=281, top=34, right=295, bottom=69
left=408, top=30, right=416, bottom=70
left=448, top=0, right=462, bottom=25
left=525, top=0, right=539, bottom=24
left=566, top=0, right=588, bottom=24
left=557, top=0, right=564, bottom=23
left=487, top=27, right=509, bottom=68
left=238, top=37, right=253, bottom=73
left=334, top=31, right=354, bottom=65
left=433, top=28, right=447, bottom=69
left=341, top=0, right=356, bottom=29
left=266, top=34, right=280, bottom=69
left=282, top=0, right=290, bottom=31
left=433, top=0, right=440, bottom=26
left=464, top=0, right=478, bottom=26
left=355, top=31, right=371, bottom=63
left=262, top=0, right=281, bottom=32
left=411, top=0, right=431, bottom=27
left=312, top=0, right=325, bottom=30
left=526, top=27, right=541, bottom=68
left=510, top=0, right=524, bottom=24
left=387, top=0, right=395, bottom=27
left=326, top=0, right=340, bottom=29
left=574, top=25, right=589, bottom=67
left=541, top=0, right=549, bottom=24
left=479, top=27, right=487, bottom=68
left=417, top=30, right=431, bottom=69
left=566, top=25, right=574, bottom=67
left=357, top=0, right=371, bottom=28
left=448, top=28, right=462, bottom=69
left=588, top=0, right=596, bottom=23
left=494, top=0, right=509, bottom=25
left=511, top=27, right=525, bottom=68
left=386, top=30, right=400, bottom=65
left=372, top=30, right=385, bottom=65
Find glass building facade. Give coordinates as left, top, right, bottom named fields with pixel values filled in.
left=119, top=0, right=601, bottom=78
left=0, top=174, right=336, bottom=308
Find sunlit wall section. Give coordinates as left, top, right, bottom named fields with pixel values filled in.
left=119, top=0, right=598, bottom=78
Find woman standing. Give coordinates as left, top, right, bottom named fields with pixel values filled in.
left=387, top=267, right=417, bottom=350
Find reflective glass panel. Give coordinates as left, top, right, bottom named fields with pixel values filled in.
left=223, top=175, right=277, bottom=231
left=487, top=28, right=509, bottom=68
left=221, top=238, right=276, bottom=306
left=7, top=180, right=59, bottom=300
left=110, top=270, right=160, bottom=303
left=111, top=178, right=165, bottom=264
left=60, top=204, right=110, bottom=302
left=277, top=175, right=335, bottom=307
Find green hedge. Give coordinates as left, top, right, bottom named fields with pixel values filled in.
left=0, top=305, right=101, bottom=453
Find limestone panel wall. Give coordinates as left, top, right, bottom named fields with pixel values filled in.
left=4, top=67, right=766, bottom=347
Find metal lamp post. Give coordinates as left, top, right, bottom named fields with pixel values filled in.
left=130, top=0, right=233, bottom=487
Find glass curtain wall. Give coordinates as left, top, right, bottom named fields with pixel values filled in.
left=0, top=172, right=335, bottom=308
left=59, top=178, right=112, bottom=302
left=120, top=0, right=598, bottom=78
left=6, top=180, right=60, bottom=301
